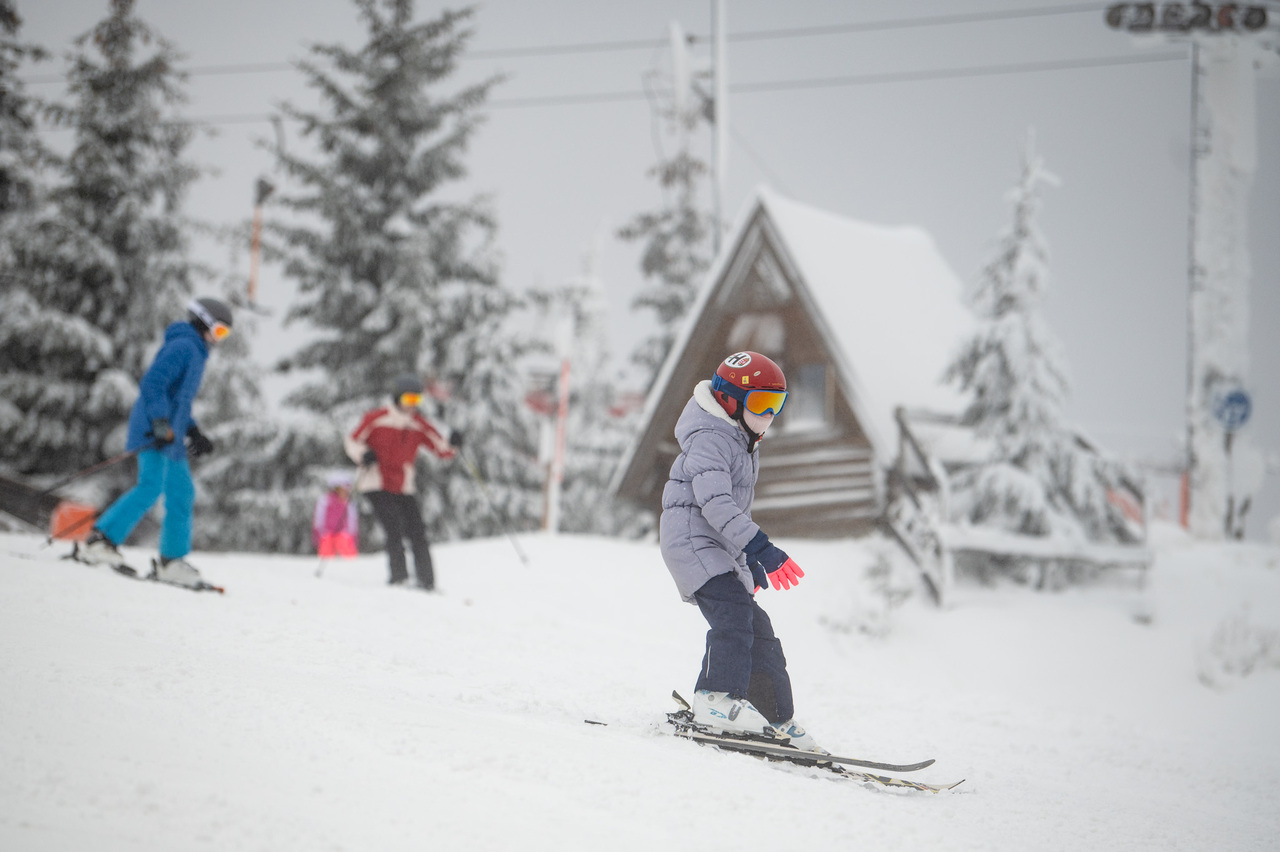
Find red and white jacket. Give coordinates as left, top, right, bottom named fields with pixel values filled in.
left=345, top=402, right=456, bottom=494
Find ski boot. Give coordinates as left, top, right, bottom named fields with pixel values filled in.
left=153, top=556, right=204, bottom=589
left=690, top=690, right=786, bottom=740
left=774, top=719, right=829, bottom=755
left=76, top=530, right=137, bottom=576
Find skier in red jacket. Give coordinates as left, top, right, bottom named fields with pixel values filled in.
left=345, top=374, right=461, bottom=589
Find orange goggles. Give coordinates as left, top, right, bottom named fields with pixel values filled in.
left=398, top=392, right=424, bottom=408
left=188, top=299, right=233, bottom=341
left=743, top=389, right=787, bottom=416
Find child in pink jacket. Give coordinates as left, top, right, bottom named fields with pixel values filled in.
left=314, top=472, right=358, bottom=557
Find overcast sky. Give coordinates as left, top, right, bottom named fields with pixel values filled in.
left=18, top=0, right=1280, bottom=538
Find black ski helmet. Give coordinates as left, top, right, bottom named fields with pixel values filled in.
left=392, top=373, right=422, bottom=398
left=187, top=297, right=234, bottom=333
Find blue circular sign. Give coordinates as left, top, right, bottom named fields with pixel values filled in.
left=1213, top=389, right=1252, bottom=433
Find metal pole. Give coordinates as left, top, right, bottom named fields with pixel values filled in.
left=1183, top=40, right=1199, bottom=530
left=248, top=178, right=274, bottom=306
left=711, top=0, right=727, bottom=255
left=546, top=355, right=572, bottom=534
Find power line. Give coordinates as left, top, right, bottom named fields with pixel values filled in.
left=31, top=49, right=1187, bottom=132
left=690, top=2, right=1110, bottom=44
left=484, top=50, right=1190, bottom=108
left=730, top=50, right=1186, bottom=96
left=20, top=3, right=1112, bottom=85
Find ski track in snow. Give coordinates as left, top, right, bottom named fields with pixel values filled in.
left=1, top=526, right=1278, bottom=851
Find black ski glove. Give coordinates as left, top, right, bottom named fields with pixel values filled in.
left=150, top=418, right=175, bottom=446
left=449, top=430, right=464, bottom=449
left=361, top=449, right=378, bottom=466
left=749, top=561, right=769, bottom=593
left=186, top=425, right=214, bottom=457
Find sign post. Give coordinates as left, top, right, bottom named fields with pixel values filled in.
left=1106, top=3, right=1276, bottom=538
left=1213, top=387, right=1252, bottom=536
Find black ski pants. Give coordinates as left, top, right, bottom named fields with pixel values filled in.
left=364, top=490, right=434, bottom=588
left=692, top=571, right=794, bottom=723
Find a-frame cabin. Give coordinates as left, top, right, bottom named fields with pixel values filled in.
left=611, top=187, right=974, bottom=538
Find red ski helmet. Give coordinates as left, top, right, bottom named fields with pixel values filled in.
left=710, top=351, right=788, bottom=418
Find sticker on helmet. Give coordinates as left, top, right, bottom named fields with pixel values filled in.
left=724, top=352, right=752, bottom=368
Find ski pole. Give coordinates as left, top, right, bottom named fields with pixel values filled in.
left=35, top=446, right=149, bottom=500
left=457, top=448, right=530, bottom=567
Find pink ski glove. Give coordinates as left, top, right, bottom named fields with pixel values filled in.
left=743, top=529, right=804, bottom=592
left=767, top=558, right=805, bottom=591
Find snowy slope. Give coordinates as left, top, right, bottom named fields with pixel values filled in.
left=1, top=526, right=1278, bottom=851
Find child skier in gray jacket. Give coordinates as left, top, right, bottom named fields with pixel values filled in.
left=659, top=351, right=823, bottom=752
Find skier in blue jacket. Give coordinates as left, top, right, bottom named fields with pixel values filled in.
left=79, top=298, right=233, bottom=587
left=660, top=351, right=824, bottom=752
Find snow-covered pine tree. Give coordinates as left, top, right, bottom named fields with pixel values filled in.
left=188, top=259, right=323, bottom=553
left=0, top=0, right=45, bottom=223
left=271, top=0, right=542, bottom=540
left=944, top=133, right=1136, bottom=546
left=0, top=1, right=53, bottom=475
left=0, top=0, right=203, bottom=477
left=617, top=91, right=714, bottom=388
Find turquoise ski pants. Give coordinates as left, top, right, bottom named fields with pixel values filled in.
left=96, top=449, right=195, bottom=560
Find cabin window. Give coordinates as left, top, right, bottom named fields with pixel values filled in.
left=727, top=312, right=785, bottom=353
left=784, top=362, right=828, bottom=429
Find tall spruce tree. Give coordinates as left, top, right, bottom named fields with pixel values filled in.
left=0, top=0, right=45, bottom=222
left=944, top=134, right=1135, bottom=544
left=617, top=99, right=714, bottom=388
left=272, top=0, right=542, bottom=540
left=0, top=1, right=52, bottom=474
left=190, top=267, right=325, bottom=553
left=0, top=0, right=202, bottom=476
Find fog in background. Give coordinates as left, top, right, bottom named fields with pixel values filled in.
left=19, top=0, right=1280, bottom=538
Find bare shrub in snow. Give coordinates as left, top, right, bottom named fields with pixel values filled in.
left=1196, top=606, right=1280, bottom=688
left=817, top=538, right=916, bottom=638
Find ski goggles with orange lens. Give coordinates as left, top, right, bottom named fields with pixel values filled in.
left=188, top=300, right=232, bottom=341
left=398, top=392, right=424, bottom=408
left=743, top=389, right=787, bottom=416
left=712, top=374, right=787, bottom=416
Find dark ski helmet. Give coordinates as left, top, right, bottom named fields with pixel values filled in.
left=392, top=373, right=423, bottom=397
left=187, top=297, right=234, bottom=341
left=392, top=373, right=424, bottom=408
left=710, top=351, right=787, bottom=419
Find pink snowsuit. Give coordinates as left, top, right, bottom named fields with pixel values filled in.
left=313, top=489, right=358, bottom=557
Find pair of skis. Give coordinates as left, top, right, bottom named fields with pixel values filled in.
left=69, top=545, right=225, bottom=594
left=667, top=692, right=963, bottom=793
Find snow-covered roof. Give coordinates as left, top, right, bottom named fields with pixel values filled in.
left=611, top=186, right=976, bottom=500
left=755, top=187, right=974, bottom=454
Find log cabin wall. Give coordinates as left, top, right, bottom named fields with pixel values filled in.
left=614, top=207, right=883, bottom=538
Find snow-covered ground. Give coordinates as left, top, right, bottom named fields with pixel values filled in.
left=1, top=524, right=1278, bottom=851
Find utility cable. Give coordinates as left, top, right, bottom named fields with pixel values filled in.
left=20, top=2, right=1115, bottom=85
left=29, top=48, right=1188, bottom=131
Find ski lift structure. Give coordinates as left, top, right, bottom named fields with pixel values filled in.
left=1105, top=2, right=1278, bottom=539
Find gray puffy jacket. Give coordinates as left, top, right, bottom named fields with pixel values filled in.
left=659, top=380, right=762, bottom=602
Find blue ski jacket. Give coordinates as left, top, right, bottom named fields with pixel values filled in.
left=125, top=321, right=209, bottom=460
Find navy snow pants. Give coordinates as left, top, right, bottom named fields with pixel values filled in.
left=693, top=572, right=794, bottom=723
